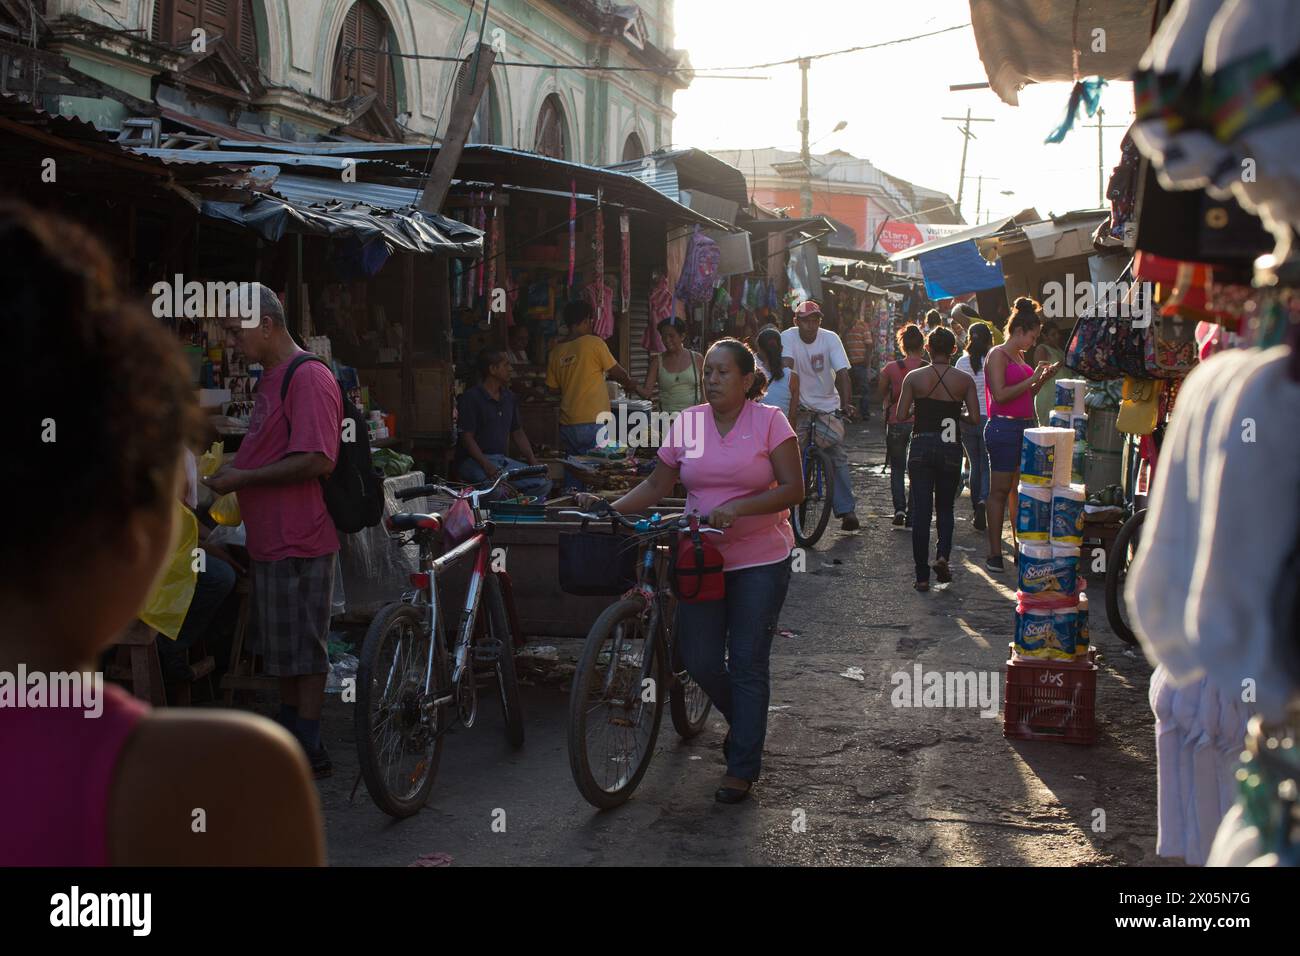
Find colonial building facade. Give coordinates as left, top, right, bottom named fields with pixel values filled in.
left=9, top=1, right=687, bottom=159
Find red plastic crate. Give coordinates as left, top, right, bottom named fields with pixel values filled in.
left=1002, top=649, right=1098, bottom=745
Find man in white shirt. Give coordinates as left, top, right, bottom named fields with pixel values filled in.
left=781, top=300, right=859, bottom=530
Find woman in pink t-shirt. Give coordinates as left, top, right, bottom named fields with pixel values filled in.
left=0, top=205, right=324, bottom=866
left=588, top=339, right=804, bottom=804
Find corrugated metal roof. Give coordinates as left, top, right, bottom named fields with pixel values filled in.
left=269, top=174, right=421, bottom=212
left=605, top=148, right=750, bottom=207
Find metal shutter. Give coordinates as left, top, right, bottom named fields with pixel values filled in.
left=627, top=271, right=652, bottom=384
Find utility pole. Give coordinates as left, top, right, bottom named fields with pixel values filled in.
left=975, top=175, right=983, bottom=224
left=799, top=56, right=812, bottom=217
left=942, top=108, right=994, bottom=220
left=1090, top=108, right=1128, bottom=207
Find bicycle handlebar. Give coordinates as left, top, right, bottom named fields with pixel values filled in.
left=558, top=510, right=723, bottom=535
left=395, top=465, right=548, bottom=503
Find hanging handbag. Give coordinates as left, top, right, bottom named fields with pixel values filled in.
left=1116, top=377, right=1162, bottom=435
left=671, top=516, right=725, bottom=603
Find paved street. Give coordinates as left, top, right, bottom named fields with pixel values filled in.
left=316, top=418, right=1166, bottom=866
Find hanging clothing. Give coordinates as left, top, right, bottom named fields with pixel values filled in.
left=584, top=279, right=615, bottom=340
left=1129, top=344, right=1300, bottom=864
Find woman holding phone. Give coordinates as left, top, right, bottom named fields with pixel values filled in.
left=981, top=297, right=1058, bottom=572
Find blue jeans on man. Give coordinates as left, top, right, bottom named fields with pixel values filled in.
left=676, top=556, right=792, bottom=782
left=156, top=553, right=238, bottom=682
left=458, top=453, right=552, bottom=499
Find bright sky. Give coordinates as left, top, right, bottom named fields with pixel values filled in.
left=670, top=0, right=1135, bottom=225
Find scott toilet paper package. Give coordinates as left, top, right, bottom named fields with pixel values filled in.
left=1049, top=409, right=1071, bottom=431
left=1075, top=593, right=1090, bottom=659
left=1019, top=542, right=1079, bottom=594
left=1050, top=484, right=1086, bottom=546
left=1016, top=483, right=1052, bottom=542
left=1020, top=427, right=1073, bottom=486
left=1014, top=603, right=1078, bottom=660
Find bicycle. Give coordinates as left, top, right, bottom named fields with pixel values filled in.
left=1104, top=506, right=1147, bottom=647
left=559, top=507, right=723, bottom=809
left=791, top=408, right=844, bottom=548
left=354, top=465, right=547, bottom=818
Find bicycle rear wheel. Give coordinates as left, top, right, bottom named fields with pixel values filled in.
left=356, top=602, right=447, bottom=818
left=1104, top=509, right=1147, bottom=647
left=792, top=447, right=834, bottom=548
left=567, top=597, right=667, bottom=809
left=483, top=573, right=525, bottom=749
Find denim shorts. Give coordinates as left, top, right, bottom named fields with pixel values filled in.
left=984, top=417, right=1035, bottom=473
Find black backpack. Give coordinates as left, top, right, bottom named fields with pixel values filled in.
left=280, top=354, right=384, bottom=534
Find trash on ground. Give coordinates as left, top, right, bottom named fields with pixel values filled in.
left=840, top=666, right=865, bottom=682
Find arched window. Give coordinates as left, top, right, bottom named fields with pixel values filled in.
left=332, top=0, right=399, bottom=115
left=152, top=0, right=259, bottom=65
left=456, top=57, right=497, bottom=145
left=535, top=94, right=568, bottom=160
left=621, top=132, right=645, bottom=162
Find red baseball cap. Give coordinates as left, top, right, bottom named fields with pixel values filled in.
left=793, top=299, right=823, bottom=318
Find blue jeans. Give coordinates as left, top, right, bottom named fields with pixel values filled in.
left=886, top=423, right=913, bottom=516
left=849, top=365, right=872, bottom=419
left=960, top=417, right=990, bottom=507
left=157, top=554, right=238, bottom=678
left=458, top=453, right=552, bottom=499
left=559, top=423, right=602, bottom=454
left=797, top=409, right=856, bottom=517
left=675, top=556, right=793, bottom=781
left=908, top=432, right=963, bottom=583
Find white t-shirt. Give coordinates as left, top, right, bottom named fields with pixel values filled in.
left=955, top=353, right=988, bottom=417
left=780, top=327, right=849, bottom=413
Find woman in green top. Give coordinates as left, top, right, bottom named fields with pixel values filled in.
left=644, top=317, right=704, bottom=414
left=1033, top=323, right=1067, bottom=425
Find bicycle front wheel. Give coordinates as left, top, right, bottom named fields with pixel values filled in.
left=356, top=602, right=447, bottom=818
left=567, top=597, right=667, bottom=809
left=792, top=447, right=834, bottom=548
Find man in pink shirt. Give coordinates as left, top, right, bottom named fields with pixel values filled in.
left=207, top=285, right=342, bottom=777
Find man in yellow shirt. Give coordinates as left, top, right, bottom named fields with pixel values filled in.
left=546, top=300, right=645, bottom=453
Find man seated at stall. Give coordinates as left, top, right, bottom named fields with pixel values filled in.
left=507, top=324, right=532, bottom=365
left=456, top=348, right=552, bottom=500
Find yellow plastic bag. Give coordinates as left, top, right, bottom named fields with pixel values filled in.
left=139, top=502, right=199, bottom=640
left=198, top=440, right=241, bottom=526
left=1116, top=377, right=1162, bottom=435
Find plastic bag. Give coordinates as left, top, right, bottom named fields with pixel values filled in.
left=198, top=440, right=241, bottom=525
left=139, top=502, right=199, bottom=640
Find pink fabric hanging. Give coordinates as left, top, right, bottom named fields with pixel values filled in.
left=643, top=274, right=672, bottom=354
left=594, top=201, right=605, bottom=300
left=568, top=178, right=577, bottom=288
left=619, top=212, right=631, bottom=314
left=585, top=279, right=615, bottom=339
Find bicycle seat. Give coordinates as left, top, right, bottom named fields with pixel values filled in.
left=386, top=513, right=442, bottom=532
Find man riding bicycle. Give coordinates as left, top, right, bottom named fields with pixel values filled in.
left=781, top=300, right=860, bottom=532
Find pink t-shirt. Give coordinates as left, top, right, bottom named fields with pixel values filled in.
left=0, top=681, right=146, bottom=865
left=234, top=355, right=342, bottom=562
left=657, top=401, right=797, bottom=571
left=882, top=356, right=926, bottom=424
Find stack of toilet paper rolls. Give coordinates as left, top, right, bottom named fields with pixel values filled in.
left=1055, top=379, right=1088, bottom=484
left=1013, top=425, right=1090, bottom=661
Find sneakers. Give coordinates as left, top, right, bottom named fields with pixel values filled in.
left=985, top=555, right=1005, bottom=573
left=892, top=511, right=906, bottom=527
left=932, top=558, right=952, bottom=584
left=973, top=502, right=987, bottom=531
left=840, top=513, right=861, bottom=532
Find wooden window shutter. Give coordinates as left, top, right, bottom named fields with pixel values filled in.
left=334, top=2, right=397, bottom=113
left=238, top=0, right=258, bottom=65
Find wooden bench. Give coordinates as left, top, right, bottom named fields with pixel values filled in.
left=107, top=621, right=215, bottom=706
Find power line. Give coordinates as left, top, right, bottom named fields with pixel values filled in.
left=346, top=22, right=971, bottom=78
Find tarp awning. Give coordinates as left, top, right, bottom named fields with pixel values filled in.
left=917, top=242, right=1006, bottom=299
left=200, top=173, right=482, bottom=256
left=969, top=0, right=1157, bottom=106
left=888, top=217, right=1013, bottom=262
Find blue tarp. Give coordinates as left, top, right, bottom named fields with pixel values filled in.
left=917, top=241, right=1005, bottom=299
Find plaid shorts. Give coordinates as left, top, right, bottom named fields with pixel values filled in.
left=250, top=554, right=336, bottom=676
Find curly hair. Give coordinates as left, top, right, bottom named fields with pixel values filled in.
left=1, top=203, right=202, bottom=592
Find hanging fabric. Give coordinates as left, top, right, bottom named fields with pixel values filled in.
left=568, top=178, right=577, bottom=289
left=585, top=278, right=615, bottom=340
left=620, top=212, right=631, bottom=315
left=594, top=191, right=605, bottom=301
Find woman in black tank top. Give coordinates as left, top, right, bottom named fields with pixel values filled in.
left=895, top=328, right=981, bottom=591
